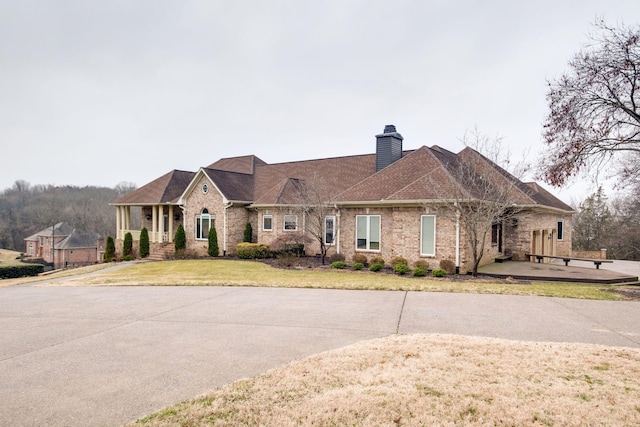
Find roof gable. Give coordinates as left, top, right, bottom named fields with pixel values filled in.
left=113, top=170, right=195, bottom=205
left=207, top=155, right=267, bottom=174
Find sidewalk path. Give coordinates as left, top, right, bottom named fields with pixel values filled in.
left=1, top=285, right=638, bottom=426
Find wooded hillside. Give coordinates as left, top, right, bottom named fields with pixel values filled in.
left=0, top=180, right=136, bottom=252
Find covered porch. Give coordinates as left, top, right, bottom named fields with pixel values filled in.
left=115, top=204, right=182, bottom=244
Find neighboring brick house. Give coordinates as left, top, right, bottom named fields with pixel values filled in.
left=23, top=222, right=104, bottom=269
left=111, top=125, right=573, bottom=273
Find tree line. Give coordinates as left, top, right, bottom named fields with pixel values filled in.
left=0, top=180, right=136, bottom=252
left=573, top=186, right=640, bottom=260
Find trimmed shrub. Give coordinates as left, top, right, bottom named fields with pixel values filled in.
left=0, top=264, right=44, bottom=279
left=123, top=232, right=133, bottom=257
left=328, top=252, right=345, bottom=263
left=390, top=256, right=408, bottom=267
left=208, top=226, right=219, bottom=257
left=413, top=268, right=427, bottom=277
left=104, top=236, right=116, bottom=262
left=139, top=227, right=150, bottom=258
left=369, top=256, right=385, bottom=266
left=352, top=253, right=368, bottom=265
left=352, top=262, right=364, bottom=270
left=414, top=260, right=429, bottom=271
left=393, top=263, right=410, bottom=275
left=174, top=225, right=186, bottom=252
left=439, top=259, right=456, bottom=275
left=369, top=263, right=383, bottom=272
left=243, top=222, right=253, bottom=243
left=432, top=269, right=447, bottom=277
left=236, top=242, right=270, bottom=259
left=330, top=261, right=347, bottom=269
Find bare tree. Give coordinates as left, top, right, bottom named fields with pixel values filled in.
left=538, top=19, right=640, bottom=187
left=437, top=129, right=530, bottom=277
left=289, top=174, right=338, bottom=265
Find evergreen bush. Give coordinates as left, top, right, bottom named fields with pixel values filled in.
left=243, top=222, right=253, bottom=243
left=352, top=262, right=364, bottom=270
left=330, top=261, right=347, bottom=269
left=174, top=224, right=186, bottom=252
left=104, top=236, right=116, bottom=262
left=123, top=232, right=133, bottom=257
left=208, top=226, right=219, bottom=257
left=432, top=269, right=447, bottom=277
left=369, top=263, right=383, bottom=272
left=393, top=263, right=410, bottom=275
left=413, top=267, right=427, bottom=277
left=139, top=227, right=150, bottom=258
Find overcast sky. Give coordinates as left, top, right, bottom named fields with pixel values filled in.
left=1, top=1, right=637, bottom=203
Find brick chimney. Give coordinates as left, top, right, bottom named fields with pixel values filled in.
left=375, top=125, right=403, bottom=172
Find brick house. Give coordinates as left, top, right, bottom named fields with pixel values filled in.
left=112, top=126, right=573, bottom=272
left=24, top=222, right=104, bottom=269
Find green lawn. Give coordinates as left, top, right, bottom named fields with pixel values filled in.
left=71, top=259, right=630, bottom=300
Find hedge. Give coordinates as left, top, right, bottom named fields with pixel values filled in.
left=236, top=242, right=270, bottom=259
left=0, top=264, right=44, bottom=279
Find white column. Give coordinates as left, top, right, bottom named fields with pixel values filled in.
left=116, top=206, right=121, bottom=240
left=125, top=206, right=131, bottom=231
left=152, top=205, right=158, bottom=242
left=158, top=206, right=165, bottom=243
left=168, top=205, right=174, bottom=242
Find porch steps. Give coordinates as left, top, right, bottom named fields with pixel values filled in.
left=147, top=243, right=174, bottom=261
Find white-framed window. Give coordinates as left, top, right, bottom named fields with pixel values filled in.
left=263, top=215, right=273, bottom=231
left=557, top=219, right=564, bottom=241
left=356, top=215, right=381, bottom=251
left=420, top=215, right=436, bottom=256
left=196, top=208, right=214, bottom=240
left=28, top=243, right=34, bottom=256
left=325, top=216, right=336, bottom=245
left=284, top=214, right=297, bottom=231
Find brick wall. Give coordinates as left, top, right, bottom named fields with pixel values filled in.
left=182, top=175, right=249, bottom=256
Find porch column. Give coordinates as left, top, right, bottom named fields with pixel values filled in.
left=152, top=205, right=158, bottom=242
left=125, top=206, right=131, bottom=231
left=158, top=206, right=165, bottom=243
left=116, top=206, right=121, bottom=240
left=168, top=205, right=174, bottom=243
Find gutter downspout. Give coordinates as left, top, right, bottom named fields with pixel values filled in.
left=455, top=203, right=461, bottom=275
left=223, top=201, right=232, bottom=256
left=335, top=205, right=341, bottom=254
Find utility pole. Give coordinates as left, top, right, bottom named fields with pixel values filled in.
left=52, top=223, right=55, bottom=270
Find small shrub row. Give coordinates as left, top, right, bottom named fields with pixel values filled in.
left=0, top=264, right=44, bottom=279
left=330, top=261, right=347, bottom=269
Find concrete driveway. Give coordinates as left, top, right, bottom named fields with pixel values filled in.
left=1, top=285, right=639, bottom=426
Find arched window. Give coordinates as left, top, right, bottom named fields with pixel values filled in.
left=196, top=208, right=214, bottom=240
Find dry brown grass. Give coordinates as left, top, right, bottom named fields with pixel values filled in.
left=39, top=259, right=631, bottom=300
left=132, top=334, right=640, bottom=426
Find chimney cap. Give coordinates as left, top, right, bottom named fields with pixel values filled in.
left=376, top=124, right=403, bottom=140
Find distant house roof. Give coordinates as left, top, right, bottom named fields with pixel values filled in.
left=24, top=222, right=74, bottom=241
left=56, top=230, right=101, bottom=250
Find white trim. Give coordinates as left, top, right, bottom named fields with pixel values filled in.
left=355, top=214, right=381, bottom=252
left=557, top=219, right=564, bottom=241
left=283, top=214, right=298, bottom=231
left=262, top=214, right=273, bottom=231
left=324, top=215, right=336, bottom=245
left=420, top=215, right=436, bottom=256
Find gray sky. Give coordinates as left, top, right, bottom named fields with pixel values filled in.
left=1, top=1, right=637, bottom=203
